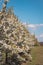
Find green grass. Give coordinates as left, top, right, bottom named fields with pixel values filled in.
left=23, top=46, right=43, bottom=65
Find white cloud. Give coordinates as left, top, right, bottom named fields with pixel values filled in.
left=36, top=34, right=43, bottom=38
left=23, top=22, right=26, bottom=25
left=40, top=34, right=43, bottom=37
left=23, top=23, right=43, bottom=29
left=27, top=24, right=36, bottom=28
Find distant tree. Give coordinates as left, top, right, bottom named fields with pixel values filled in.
left=34, top=38, right=39, bottom=46
left=32, top=34, right=39, bottom=46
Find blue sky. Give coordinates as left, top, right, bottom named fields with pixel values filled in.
left=0, top=0, right=43, bottom=42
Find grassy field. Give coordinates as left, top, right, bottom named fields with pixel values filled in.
left=23, top=46, right=43, bottom=65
